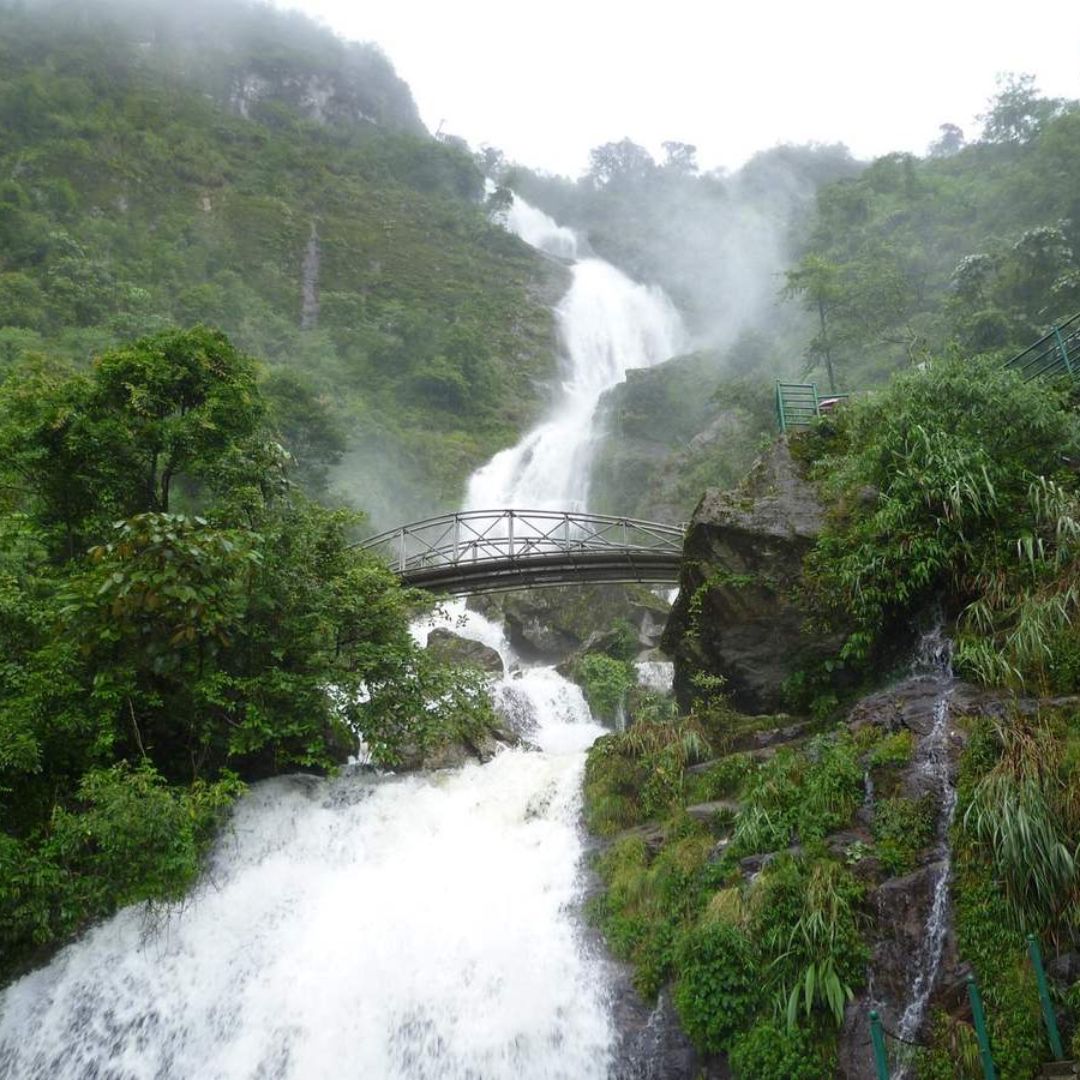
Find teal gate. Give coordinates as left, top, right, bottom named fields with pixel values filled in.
left=775, top=381, right=849, bottom=433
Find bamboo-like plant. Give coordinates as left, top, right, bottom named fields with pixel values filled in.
left=962, top=713, right=1079, bottom=934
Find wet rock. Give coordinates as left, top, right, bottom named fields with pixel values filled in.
left=611, top=988, right=716, bottom=1080
left=396, top=722, right=521, bottom=772
left=425, top=627, right=504, bottom=675
left=728, top=717, right=813, bottom=753
left=1049, top=951, right=1080, bottom=984
left=471, top=585, right=669, bottom=664
left=738, top=851, right=776, bottom=875
left=849, top=675, right=952, bottom=738
left=661, top=439, right=847, bottom=713
left=866, top=860, right=959, bottom=1034
left=491, top=679, right=539, bottom=738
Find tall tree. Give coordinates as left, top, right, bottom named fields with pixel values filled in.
left=784, top=255, right=842, bottom=391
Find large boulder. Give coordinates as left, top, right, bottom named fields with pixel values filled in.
left=662, top=438, right=841, bottom=713
left=470, top=584, right=670, bottom=664
left=425, top=628, right=504, bottom=676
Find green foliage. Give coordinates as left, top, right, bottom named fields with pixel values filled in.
left=583, top=715, right=711, bottom=833
left=592, top=825, right=715, bottom=998
left=747, top=855, right=866, bottom=1030
left=586, top=720, right=868, bottom=1070
left=683, top=752, right=752, bottom=804
left=867, top=729, right=915, bottom=769
left=942, top=717, right=1056, bottom=1080
left=729, top=1017, right=835, bottom=1080
left=871, top=796, right=936, bottom=875
left=0, top=762, right=241, bottom=971
left=0, top=328, right=497, bottom=981
left=673, top=920, right=761, bottom=1053
left=802, top=353, right=1080, bottom=690
left=960, top=711, right=1079, bottom=933
left=789, top=81, right=1080, bottom=384
left=573, top=653, right=635, bottom=724
left=730, top=731, right=863, bottom=855
left=590, top=351, right=778, bottom=522
left=0, top=0, right=562, bottom=525
left=916, top=1012, right=984, bottom=1080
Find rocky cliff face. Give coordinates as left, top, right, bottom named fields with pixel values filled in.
left=662, top=438, right=842, bottom=713
left=589, top=351, right=770, bottom=523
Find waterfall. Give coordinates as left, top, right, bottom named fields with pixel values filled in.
left=634, top=660, right=674, bottom=695
left=893, top=625, right=958, bottom=1074
left=0, top=196, right=690, bottom=1078
left=0, top=606, right=617, bottom=1079
left=466, top=197, right=685, bottom=512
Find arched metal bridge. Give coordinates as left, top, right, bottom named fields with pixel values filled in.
left=359, top=509, right=685, bottom=595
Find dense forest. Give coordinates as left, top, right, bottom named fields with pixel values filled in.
left=0, top=0, right=551, bottom=981
left=0, top=0, right=564, bottom=526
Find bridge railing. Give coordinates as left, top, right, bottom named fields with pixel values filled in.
left=1004, top=311, right=1080, bottom=382
left=359, top=509, right=685, bottom=575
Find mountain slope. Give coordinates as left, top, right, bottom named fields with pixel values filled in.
left=0, top=0, right=566, bottom=526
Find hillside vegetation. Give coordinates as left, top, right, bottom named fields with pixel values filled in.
left=0, top=0, right=564, bottom=526
left=508, top=79, right=1080, bottom=521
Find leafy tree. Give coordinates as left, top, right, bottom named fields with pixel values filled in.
left=661, top=141, right=698, bottom=174
left=802, top=353, right=1080, bottom=690
left=587, top=138, right=656, bottom=189
left=980, top=73, right=1063, bottom=145
left=0, top=326, right=498, bottom=979
left=928, top=123, right=965, bottom=158
left=784, top=254, right=842, bottom=391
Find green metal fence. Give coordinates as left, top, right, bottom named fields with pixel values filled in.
left=1004, top=311, right=1080, bottom=382
left=775, top=380, right=849, bottom=433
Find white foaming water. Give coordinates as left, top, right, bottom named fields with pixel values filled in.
left=412, top=598, right=514, bottom=674
left=503, top=197, right=578, bottom=260
left=467, top=198, right=685, bottom=511
left=634, top=660, right=674, bottom=695
left=0, top=683, right=613, bottom=1079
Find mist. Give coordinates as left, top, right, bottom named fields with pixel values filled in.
left=501, top=139, right=861, bottom=372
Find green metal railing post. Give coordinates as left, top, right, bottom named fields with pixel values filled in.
left=967, top=974, right=998, bottom=1080
left=776, top=380, right=787, bottom=433
left=1027, top=933, right=1066, bottom=1060
left=1053, top=326, right=1074, bottom=378
left=869, top=1010, right=890, bottom=1080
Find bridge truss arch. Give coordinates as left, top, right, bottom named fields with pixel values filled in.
left=359, top=509, right=685, bottom=595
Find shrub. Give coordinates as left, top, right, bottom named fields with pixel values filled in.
left=868, top=729, right=915, bottom=769
left=0, top=763, right=241, bottom=975
left=673, top=920, right=761, bottom=1052
left=802, top=353, right=1080, bottom=690
left=729, top=1018, right=834, bottom=1080
left=872, top=796, right=936, bottom=876
left=574, top=653, right=635, bottom=723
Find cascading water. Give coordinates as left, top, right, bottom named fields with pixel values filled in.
left=633, top=660, right=675, bottom=696
left=0, top=607, right=616, bottom=1080
left=893, top=625, right=958, bottom=1072
left=0, top=197, right=684, bottom=1077
left=467, top=197, right=685, bottom=511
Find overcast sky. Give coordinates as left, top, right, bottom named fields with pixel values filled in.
left=272, top=0, right=1080, bottom=177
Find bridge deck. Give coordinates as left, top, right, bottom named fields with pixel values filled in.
left=360, top=509, right=685, bottom=595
